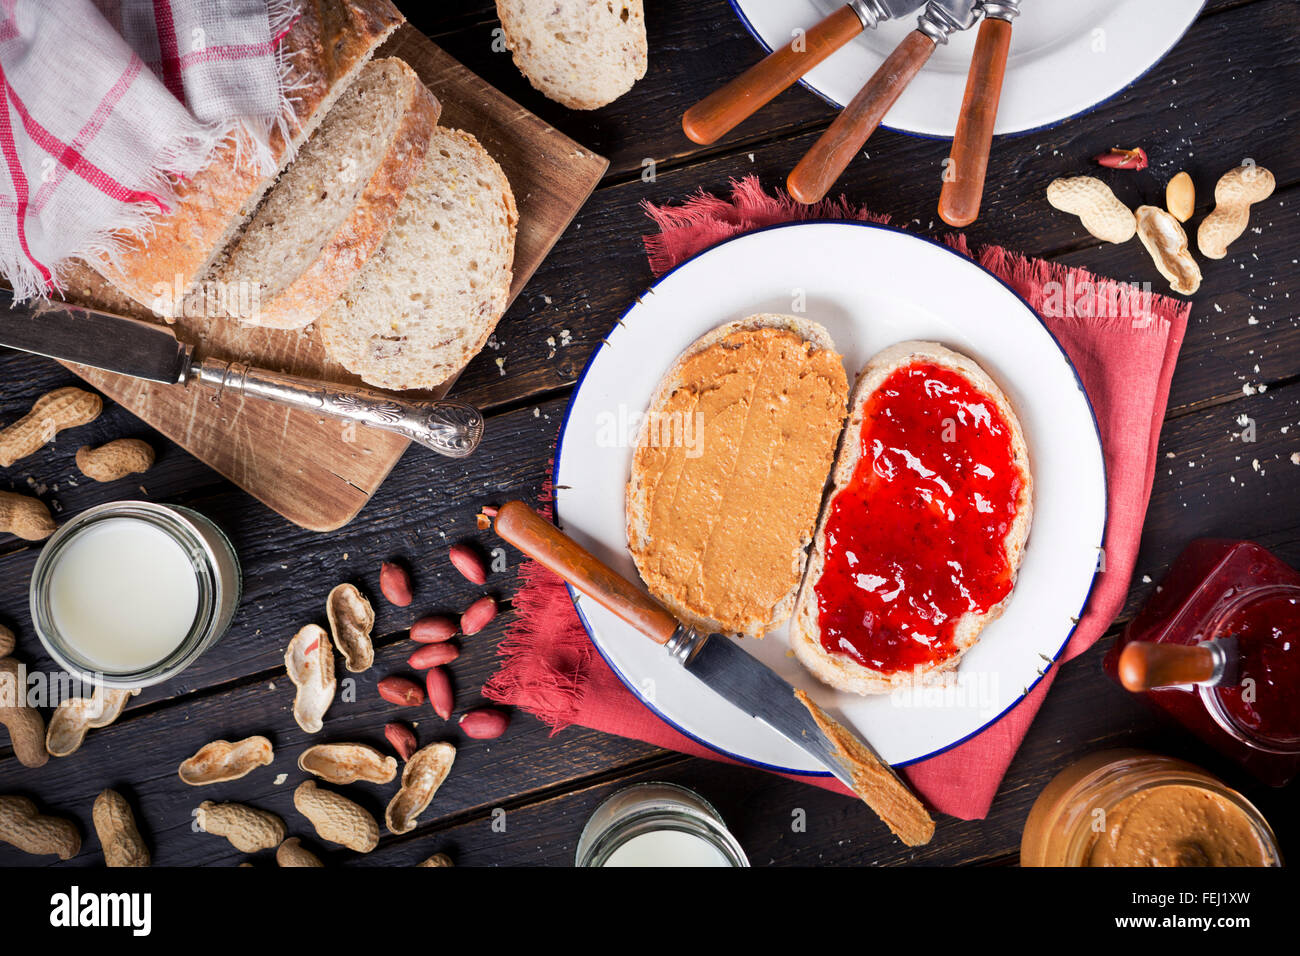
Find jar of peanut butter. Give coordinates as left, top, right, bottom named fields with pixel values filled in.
left=1021, top=749, right=1280, bottom=867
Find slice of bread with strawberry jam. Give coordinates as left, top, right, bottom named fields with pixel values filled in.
left=791, top=341, right=1033, bottom=694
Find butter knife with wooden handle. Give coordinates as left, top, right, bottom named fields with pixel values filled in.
left=681, top=0, right=927, bottom=145
left=937, top=0, right=1021, bottom=226
left=788, top=0, right=981, bottom=205
left=492, top=500, right=935, bottom=846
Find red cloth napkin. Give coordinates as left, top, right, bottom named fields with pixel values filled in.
left=485, top=177, right=1190, bottom=820
left=0, top=0, right=296, bottom=297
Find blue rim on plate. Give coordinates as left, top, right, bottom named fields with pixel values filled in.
left=725, top=0, right=1207, bottom=142
left=553, top=219, right=1109, bottom=776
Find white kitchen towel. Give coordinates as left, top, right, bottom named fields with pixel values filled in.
left=0, top=0, right=297, bottom=299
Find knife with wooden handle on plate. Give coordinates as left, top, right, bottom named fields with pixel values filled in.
left=492, top=499, right=935, bottom=846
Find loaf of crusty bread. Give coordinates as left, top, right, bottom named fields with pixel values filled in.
left=319, top=127, right=518, bottom=391
left=208, top=58, right=441, bottom=330
left=626, top=315, right=848, bottom=639
left=790, top=341, right=1033, bottom=695
left=496, top=0, right=647, bottom=110
left=90, top=0, right=405, bottom=319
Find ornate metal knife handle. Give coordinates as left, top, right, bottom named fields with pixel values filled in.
left=191, top=357, right=485, bottom=459
left=847, top=0, right=892, bottom=29
left=917, top=0, right=979, bottom=45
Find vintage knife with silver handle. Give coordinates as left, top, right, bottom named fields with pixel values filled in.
left=0, top=291, right=484, bottom=459
left=491, top=500, right=934, bottom=846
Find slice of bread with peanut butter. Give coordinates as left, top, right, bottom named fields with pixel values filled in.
left=626, top=315, right=850, bottom=640
left=628, top=328, right=1033, bottom=695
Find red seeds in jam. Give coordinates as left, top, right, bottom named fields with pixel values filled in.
left=814, top=362, right=1025, bottom=675
left=1212, top=591, right=1300, bottom=746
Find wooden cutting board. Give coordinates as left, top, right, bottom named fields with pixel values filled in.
left=67, top=25, right=607, bottom=532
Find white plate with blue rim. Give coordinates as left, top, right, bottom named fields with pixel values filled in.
left=554, top=221, right=1106, bottom=774
left=729, top=0, right=1205, bottom=137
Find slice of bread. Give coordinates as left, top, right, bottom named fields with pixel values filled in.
left=626, top=315, right=849, bottom=639
left=209, top=59, right=441, bottom=329
left=790, top=341, right=1033, bottom=695
left=318, top=127, right=518, bottom=391
left=91, top=0, right=405, bottom=319
left=496, top=0, right=647, bottom=110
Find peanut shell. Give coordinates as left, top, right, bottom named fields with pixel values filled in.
left=1198, top=164, right=1274, bottom=259
left=298, top=742, right=397, bottom=785
left=93, top=789, right=149, bottom=867
left=1136, top=205, right=1202, bottom=295
left=293, top=781, right=379, bottom=853
left=0, top=387, right=101, bottom=468
left=0, top=795, right=79, bottom=859
left=385, top=742, right=456, bottom=835
left=285, top=624, right=335, bottom=733
left=1046, top=176, right=1136, bottom=244
left=179, top=736, right=274, bottom=785
left=196, top=801, right=285, bottom=853
left=326, top=583, right=375, bottom=673
left=47, top=686, right=139, bottom=757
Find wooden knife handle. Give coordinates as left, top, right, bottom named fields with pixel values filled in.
left=493, top=500, right=680, bottom=645
left=682, top=5, right=865, bottom=145
left=1117, top=642, right=1217, bottom=691
left=788, top=30, right=935, bottom=205
left=937, top=16, right=1013, bottom=227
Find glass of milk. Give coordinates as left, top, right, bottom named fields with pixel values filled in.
left=30, top=501, right=241, bottom=688
left=575, top=783, right=748, bottom=867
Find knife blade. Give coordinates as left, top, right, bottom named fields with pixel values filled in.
left=0, top=290, right=485, bottom=458
left=678, top=630, right=875, bottom=790
left=0, top=289, right=191, bottom=383
left=491, top=500, right=934, bottom=845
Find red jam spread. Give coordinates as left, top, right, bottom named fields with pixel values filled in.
left=813, top=362, right=1025, bottom=674
left=1213, top=590, right=1300, bottom=744
left=1106, top=540, right=1300, bottom=786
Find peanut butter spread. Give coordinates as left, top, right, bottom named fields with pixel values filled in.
left=1087, top=784, right=1270, bottom=866
left=631, top=327, right=847, bottom=636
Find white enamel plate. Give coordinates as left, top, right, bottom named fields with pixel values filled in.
left=730, top=0, right=1205, bottom=136
left=555, top=222, right=1106, bottom=773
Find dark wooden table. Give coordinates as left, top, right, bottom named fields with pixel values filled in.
left=1, top=0, right=1297, bottom=867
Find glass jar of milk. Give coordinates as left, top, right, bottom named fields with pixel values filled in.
left=575, top=783, right=749, bottom=867
left=30, top=501, right=241, bottom=688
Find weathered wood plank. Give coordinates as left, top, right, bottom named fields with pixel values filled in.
left=420, top=0, right=1297, bottom=183
left=347, top=637, right=1299, bottom=867
left=0, top=600, right=664, bottom=867
left=2, top=376, right=1297, bottom=866
left=0, top=394, right=569, bottom=701
left=2, top=0, right=1297, bottom=869
left=446, top=169, right=1299, bottom=422
left=439, top=0, right=1299, bottom=416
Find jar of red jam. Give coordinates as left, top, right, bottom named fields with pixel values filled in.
left=1105, top=539, right=1300, bottom=786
